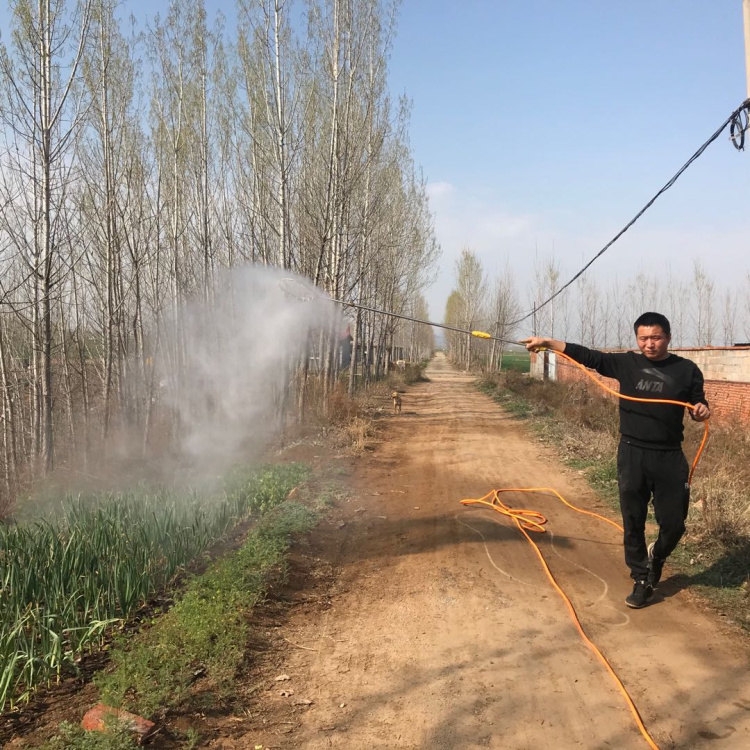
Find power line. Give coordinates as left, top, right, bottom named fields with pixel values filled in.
left=510, top=97, right=750, bottom=328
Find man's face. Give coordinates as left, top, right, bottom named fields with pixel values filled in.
left=636, top=325, right=670, bottom=361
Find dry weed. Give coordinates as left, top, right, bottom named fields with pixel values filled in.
left=338, top=416, right=377, bottom=454
left=327, top=383, right=360, bottom=424
left=689, top=424, right=750, bottom=544
left=692, top=472, right=750, bottom=543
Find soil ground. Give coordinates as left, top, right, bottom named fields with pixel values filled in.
left=4, top=352, right=750, bottom=749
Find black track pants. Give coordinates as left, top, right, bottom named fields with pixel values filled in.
left=616, top=441, right=690, bottom=580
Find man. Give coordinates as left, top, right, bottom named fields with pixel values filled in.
left=522, top=312, right=710, bottom=609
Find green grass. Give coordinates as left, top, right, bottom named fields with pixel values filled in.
left=477, top=376, right=538, bottom=419
left=0, top=463, right=309, bottom=714
left=43, top=720, right=140, bottom=750
left=94, top=500, right=317, bottom=719
left=499, top=350, right=530, bottom=373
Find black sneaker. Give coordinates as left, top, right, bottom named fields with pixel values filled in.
left=647, top=542, right=665, bottom=589
left=625, top=580, right=653, bottom=609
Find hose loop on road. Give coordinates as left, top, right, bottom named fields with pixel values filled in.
left=461, top=488, right=659, bottom=749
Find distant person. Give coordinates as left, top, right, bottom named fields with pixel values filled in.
left=522, top=312, right=710, bottom=609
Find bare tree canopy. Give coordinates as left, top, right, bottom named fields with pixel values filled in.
left=0, top=0, right=439, bottom=512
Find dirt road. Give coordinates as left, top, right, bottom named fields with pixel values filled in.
left=240, top=352, right=750, bottom=750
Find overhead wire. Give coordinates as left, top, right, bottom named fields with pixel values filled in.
left=730, top=100, right=750, bottom=150
left=509, top=97, right=750, bottom=327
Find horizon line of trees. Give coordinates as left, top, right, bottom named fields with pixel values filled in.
left=444, top=249, right=750, bottom=370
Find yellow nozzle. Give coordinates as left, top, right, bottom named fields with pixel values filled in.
left=471, top=330, right=491, bottom=339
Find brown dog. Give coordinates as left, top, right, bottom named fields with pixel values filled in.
left=391, top=391, right=402, bottom=414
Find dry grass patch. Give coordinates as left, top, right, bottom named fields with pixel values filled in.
left=338, top=416, right=377, bottom=454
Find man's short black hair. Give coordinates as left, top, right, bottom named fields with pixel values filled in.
left=634, top=312, right=671, bottom=337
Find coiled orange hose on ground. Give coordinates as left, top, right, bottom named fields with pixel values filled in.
left=461, top=348, right=711, bottom=750
left=461, top=488, right=659, bottom=749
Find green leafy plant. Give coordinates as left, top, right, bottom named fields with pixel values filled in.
left=42, top=719, right=140, bottom=750
left=0, top=463, right=309, bottom=714
left=95, top=500, right=317, bottom=716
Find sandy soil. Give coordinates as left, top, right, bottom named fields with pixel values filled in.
left=3, top=352, right=750, bottom=749
left=237, top=352, right=750, bottom=750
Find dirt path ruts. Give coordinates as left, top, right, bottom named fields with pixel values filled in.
left=6, top=353, right=750, bottom=749
left=237, top=353, right=750, bottom=749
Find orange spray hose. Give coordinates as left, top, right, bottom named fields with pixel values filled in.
left=461, top=347, right=711, bottom=749
left=461, top=488, right=659, bottom=749
left=549, top=348, right=710, bottom=484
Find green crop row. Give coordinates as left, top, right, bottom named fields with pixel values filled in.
left=0, top=463, right=308, bottom=713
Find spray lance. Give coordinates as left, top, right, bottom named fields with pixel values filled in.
left=277, top=276, right=524, bottom=347
left=279, top=275, right=708, bottom=479
left=330, top=299, right=519, bottom=346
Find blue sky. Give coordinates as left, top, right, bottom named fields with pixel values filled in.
left=387, top=1, right=750, bottom=322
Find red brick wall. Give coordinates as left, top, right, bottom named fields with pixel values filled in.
left=702, top=380, right=750, bottom=424
left=546, top=354, right=750, bottom=424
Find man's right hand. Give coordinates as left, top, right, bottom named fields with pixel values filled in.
left=521, top=336, right=563, bottom=353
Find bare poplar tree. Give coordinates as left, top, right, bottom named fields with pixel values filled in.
left=487, top=264, right=520, bottom=371
left=0, top=0, right=93, bottom=473
left=304, top=0, right=400, bottom=297
left=663, top=271, right=689, bottom=348
left=528, top=254, right=560, bottom=338
left=73, top=0, right=142, bottom=447
left=0, top=319, right=20, bottom=507
left=405, top=293, right=434, bottom=362
left=625, top=272, right=659, bottom=316
left=575, top=275, right=601, bottom=347
left=692, top=260, right=715, bottom=346
left=604, top=278, right=630, bottom=348
left=451, top=248, right=486, bottom=370
left=237, top=0, right=302, bottom=270
left=145, top=1, right=229, bottom=438
left=721, top=288, right=737, bottom=346
left=443, top=290, right=463, bottom=361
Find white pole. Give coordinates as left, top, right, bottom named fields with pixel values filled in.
left=744, top=0, right=750, bottom=98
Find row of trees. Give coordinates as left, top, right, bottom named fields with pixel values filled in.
left=0, top=0, right=438, bottom=511
left=444, top=250, right=521, bottom=371
left=445, top=250, right=750, bottom=370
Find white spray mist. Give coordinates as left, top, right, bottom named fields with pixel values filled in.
left=157, top=266, right=342, bottom=481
